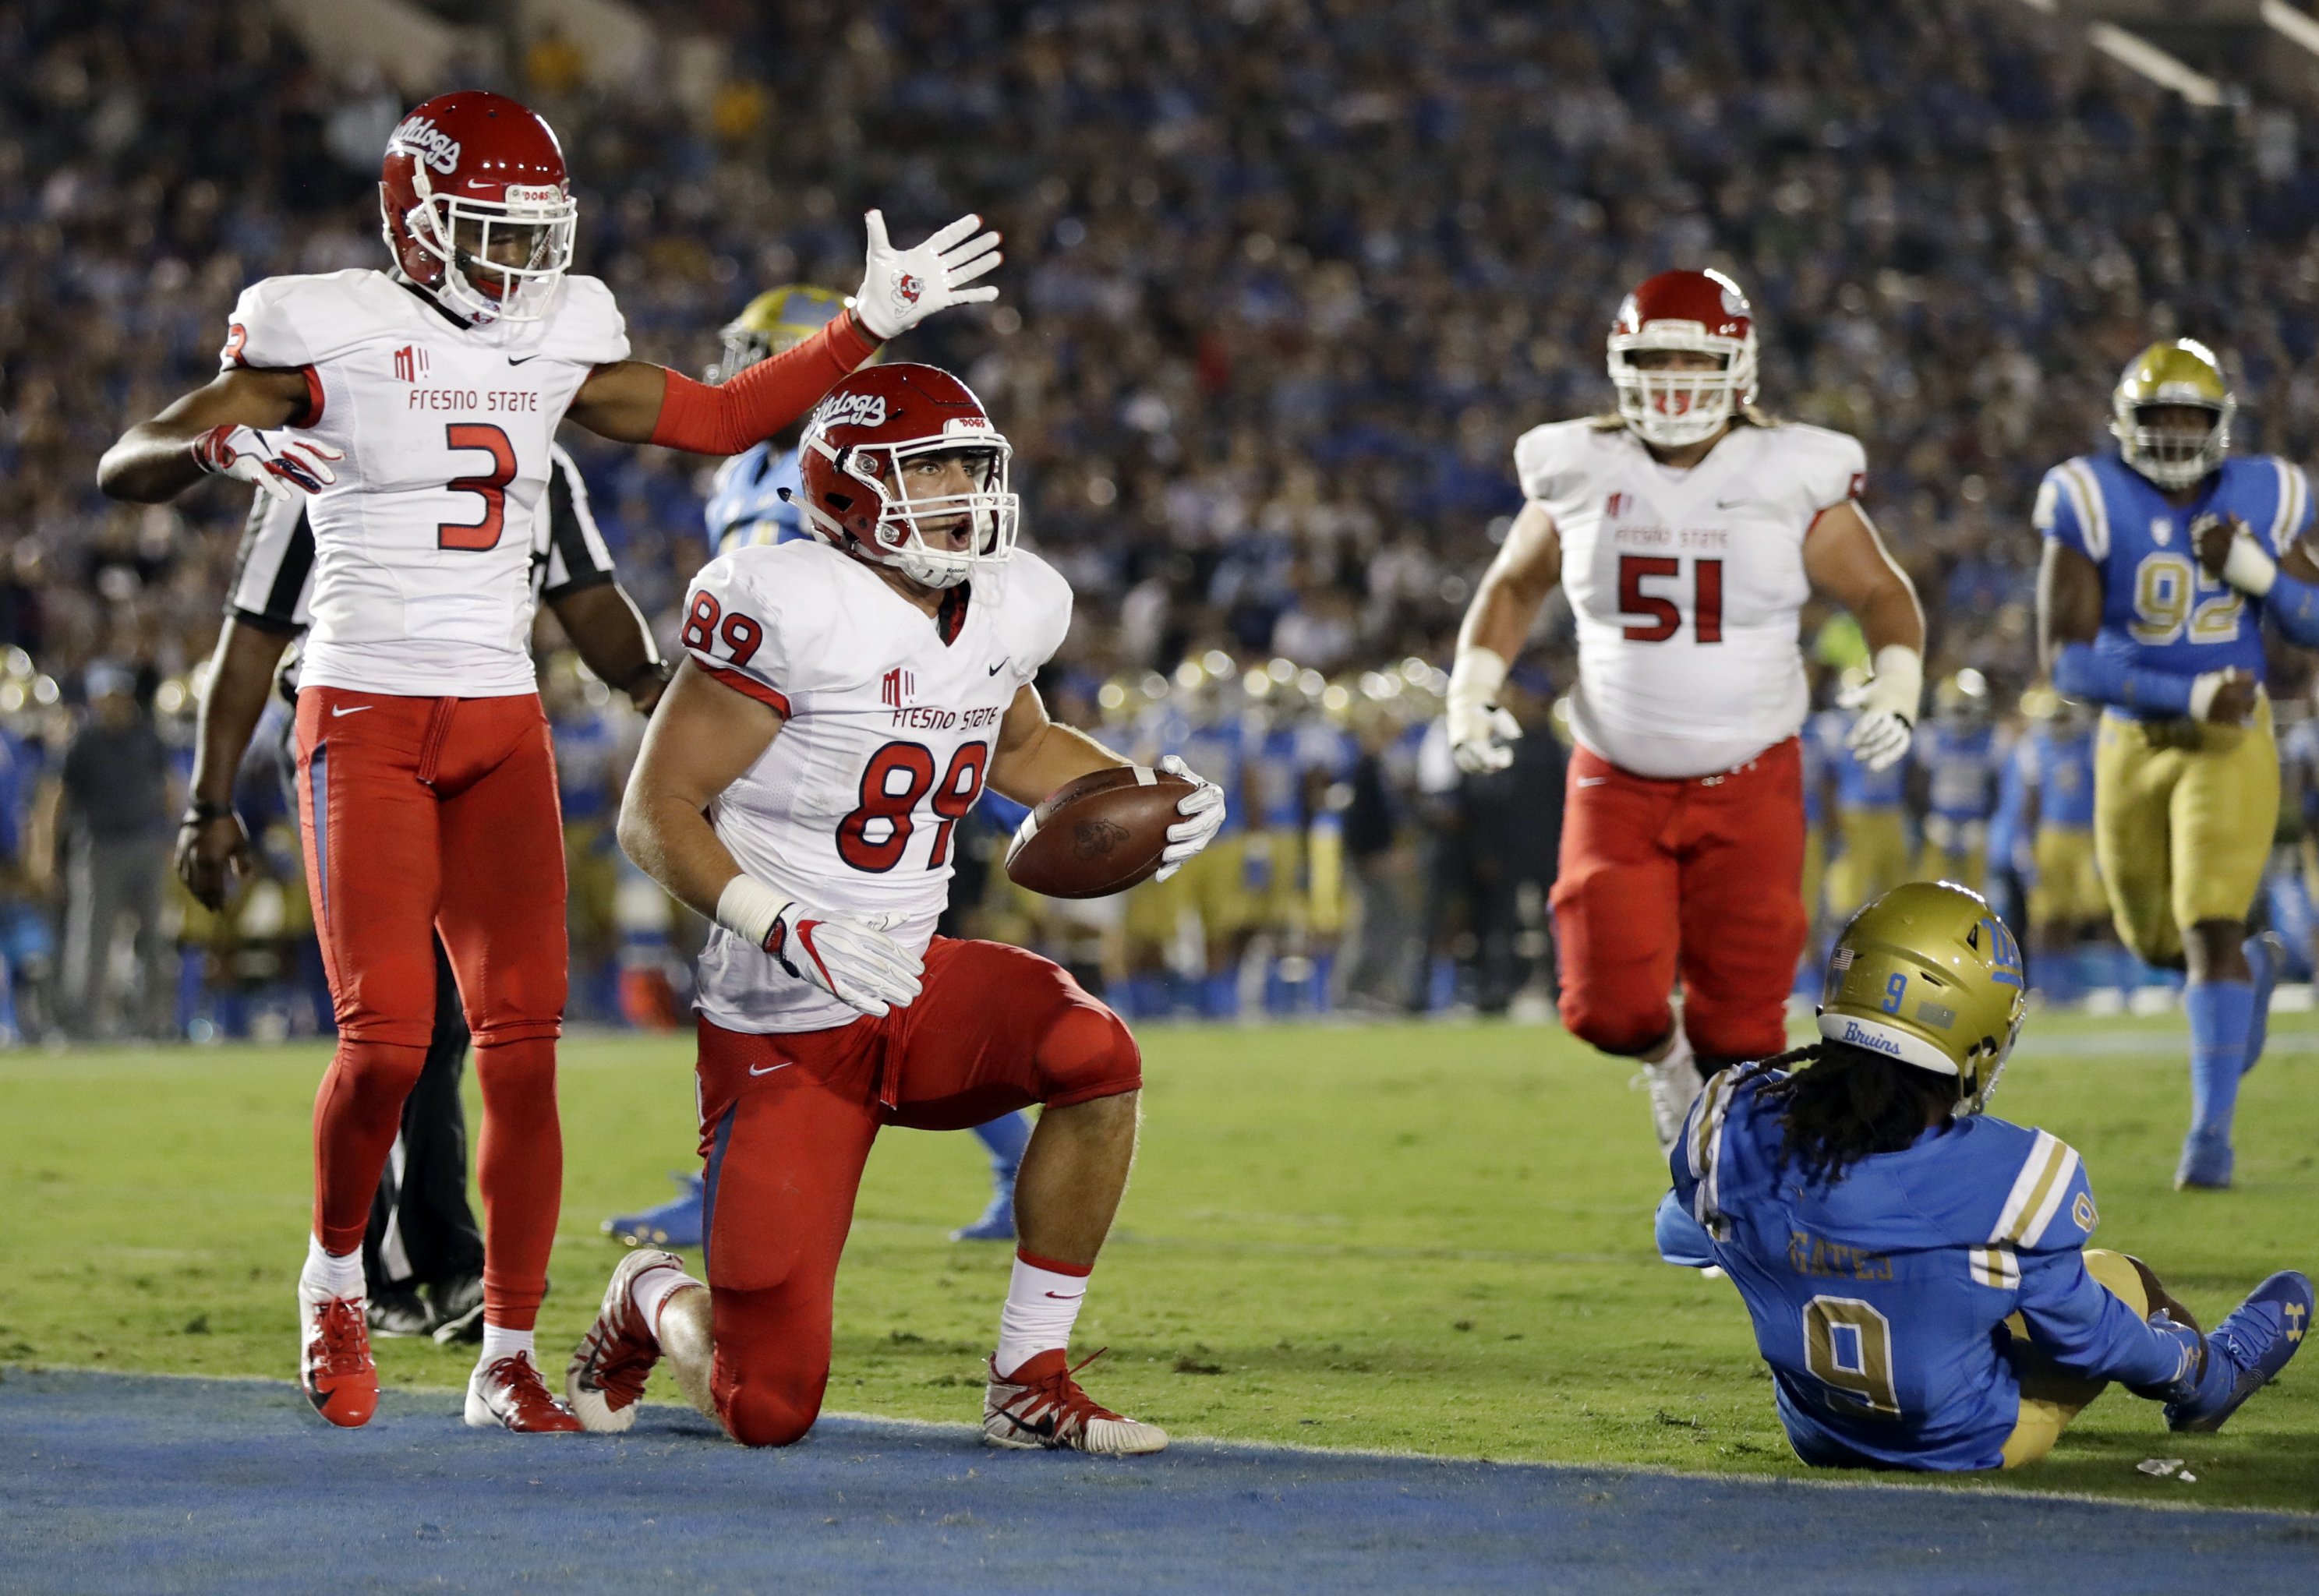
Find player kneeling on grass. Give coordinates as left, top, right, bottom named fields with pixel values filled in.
left=564, top=363, right=1223, bottom=1453
left=1656, top=881, right=2310, bottom=1471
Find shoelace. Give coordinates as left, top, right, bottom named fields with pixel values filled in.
left=483, top=1354, right=566, bottom=1418
left=580, top=1310, right=654, bottom=1401
left=309, top=1298, right=371, bottom=1376
left=1003, top=1347, right=1122, bottom=1432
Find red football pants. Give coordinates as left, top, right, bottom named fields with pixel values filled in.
left=295, top=687, right=567, bottom=1329
left=697, top=937, right=1142, bottom=1449
left=1550, top=737, right=1806, bottom=1064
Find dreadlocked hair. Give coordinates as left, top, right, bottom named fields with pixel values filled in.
left=1755, top=1040, right=1960, bottom=1187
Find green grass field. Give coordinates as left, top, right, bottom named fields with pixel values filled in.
left=4, top=1014, right=2316, bottom=1512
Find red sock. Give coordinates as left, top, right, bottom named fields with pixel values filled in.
left=475, top=1037, right=560, bottom=1331
left=312, top=1040, right=427, bottom=1255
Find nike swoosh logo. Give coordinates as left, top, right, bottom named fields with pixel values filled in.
left=1714, top=498, right=1753, bottom=509
left=1043, top=1290, right=1085, bottom=1300
left=330, top=705, right=373, bottom=718
left=507, top=354, right=541, bottom=365
left=988, top=660, right=1008, bottom=676
left=1576, top=776, right=1607, bottom=786
left=748, top=1061, right=794, bottom=1076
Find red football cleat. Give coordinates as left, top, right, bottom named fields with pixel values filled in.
left=982, top=1347, right=1167, bottom=1455
left=465, top=1351, right=585, bottom=1433
left=567, top=1248, right=685, bottom=1433
left=299, top=1283, right=380, bottom=1428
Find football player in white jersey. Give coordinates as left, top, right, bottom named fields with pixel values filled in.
left=564, top=364, right=1225, bottom=1455
left=1446, top=269, right=1925, bottom=1156
left=97, top=90, right=1002, bottom=1433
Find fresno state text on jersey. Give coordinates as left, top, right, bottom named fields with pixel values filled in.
left=681, top=538, right=1073, bottom=1033
left=220, top=268, right=630, bottom=697
left=1516, top=418, right=1865, bottom=779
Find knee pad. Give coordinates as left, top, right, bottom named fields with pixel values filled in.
left=1035, top=1001, right=1141, bottom=1103
left=712, top=1350, right=823, bottom=1449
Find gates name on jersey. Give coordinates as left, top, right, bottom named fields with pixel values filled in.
left=680, top=538, right=1073, bottom=1033
left=1515, top=418, right=1865, bottom=779
left=221, top=267, right=630, bottom=697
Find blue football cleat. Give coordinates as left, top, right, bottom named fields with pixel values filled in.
left=602, top=1172, right=704, bottom=1249
left=2243, top=931, right=2285, bottom=1078
left=2175, top=1126, right=2234, bottom=1192
left=951, top=1171, right=1016, bottom=1242
left=2166, top=1270, right=2313, bottom=1432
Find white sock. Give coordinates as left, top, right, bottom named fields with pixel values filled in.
left=631, top=1261, right=701, bottom=1340
left=479, top=1322, right=536, bottom=1368
left=302, top=1234, right=363, bottom=1299
left=995, top=1253, right=1091, bottom=1377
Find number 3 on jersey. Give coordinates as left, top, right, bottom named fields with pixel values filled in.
left=438, top=423, right=516, bottom=551
left=839, top=741, right=988, bottom=873
left=1620, top=555, right=1723, bottom=644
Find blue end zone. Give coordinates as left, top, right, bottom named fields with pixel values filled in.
left=2, top=1371, right=2311, bottom=1595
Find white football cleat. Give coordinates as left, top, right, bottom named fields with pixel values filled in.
left=465, top=1350, right=583, bottom=1433
left=566, top=1247, right=684, bottom=1433
left=1640, top=1032, right=1703, bottom=1158
left=983, top=1348, right=1167, bottom=1456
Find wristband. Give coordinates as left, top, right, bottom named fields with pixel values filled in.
left=714, top=874, right=786, bottom=950
left=181, top=800, right=237, bottom=826
left=1446, top=645, right=1508, bottom=719
left=1861, top=644, right=1923, bottom=724
left=2220, top=531, right=2280, bottom=598
left=2263, top=568, right=2319, bottom=647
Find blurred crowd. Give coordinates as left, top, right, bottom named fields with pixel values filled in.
left=8, top=0, right=2319, bottom=1036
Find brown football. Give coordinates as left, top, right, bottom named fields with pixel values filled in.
left=1004, top=765, right=1194, bottom=899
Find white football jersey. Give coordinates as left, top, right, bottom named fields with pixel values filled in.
left=680, top=539, right=1074, bottom=1033
left=221, top=268, right=631, bottom=697
left=1515, top=418, right=1866, bottom=779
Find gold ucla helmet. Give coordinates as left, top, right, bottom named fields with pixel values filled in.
left=2111, top=338, right=2234, bottom=490
left=1819, top=882, right=2027, bottom=1112
left=1932, top=668, right=1990, bottom=725
left=711, top=284, right=854, bottom=381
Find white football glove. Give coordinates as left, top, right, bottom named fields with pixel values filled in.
left=715, top=875, right=921, bottom=1018
left=853, top=210, right=1002, bottom=340
left=1840, top=644, right=1923, bottom=775
left=1154, top=754, right=1226, bottom=881
left=192, top=424, right=341, bottom=500
left=1446, top=645, right=1520, bottom=775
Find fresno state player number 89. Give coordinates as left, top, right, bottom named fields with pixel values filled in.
left=683, top=591, right=763, bottom=668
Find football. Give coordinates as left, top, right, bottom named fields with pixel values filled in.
left=1003, top=764, right=1195, bottom=899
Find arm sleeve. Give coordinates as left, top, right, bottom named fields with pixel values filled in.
left=680, top=556, right=797, bottom=715
left=2052, top=641, right=2197, bottom=717
left=538, top=447, right=617, bottom=600
left=649, top=311, right=883, bottom=456
left=1800, top=429, right=1868, bottom=515
left=219, top=280, right=313, bottom=373
left=224, top=490, right=313, bottom=634
left=2013, top=1248, right=2190, bottom=1389
left=2032, top=466, right=2095, bottom=560
left=1511, top=424, right=1582, bottom=510
left=1654, top=1188, right=1716, bottom=1268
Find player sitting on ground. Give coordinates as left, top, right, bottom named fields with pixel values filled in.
left=564, top=362, right=1225, bottom=1453
left=1656, top=881, right=2310, bottom=1471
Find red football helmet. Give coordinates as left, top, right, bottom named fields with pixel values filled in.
left=1607, top=268, right=1758, bottom=447
left=380, top=91, right=577, bottom=325
left=798, top=364, right=1018, bottom=590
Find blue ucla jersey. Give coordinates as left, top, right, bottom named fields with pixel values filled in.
left=1250, top=715, right=1351, bottom=829
left=1661, top=1068, right=2186, bottom=1471
left=2025, top=726, right=2097, bottom=830
left=706, top=443, right=806, bottom=554
left=1915, top=722, right=1996, bottom=822
left=2034, top=451, right=2314, bottom=712
left=1814, top=709, right=1904, bottom=810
